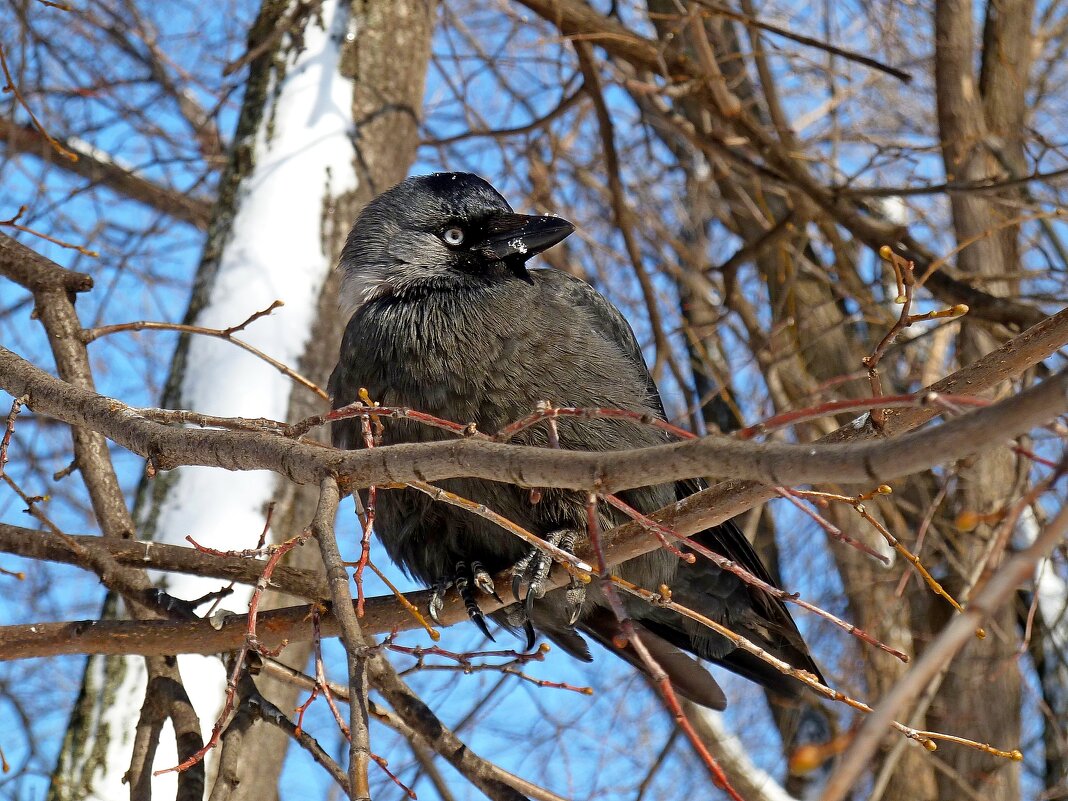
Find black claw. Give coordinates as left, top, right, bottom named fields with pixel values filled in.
left=567, top=604, right=582, bottom=628
left=565, top=577, right=586, bottom=627
left=511, top=574, right=523, bottom=604
left=456, top=561, right=496, bottom=642
left=471, top=610, right=495, bottom=641
left=523, top=620, right=536, bottom=651
left=524, top=584, right=537, bottom=618
left=428, top=580, right=449, bottom=626
left=510, top=530, right=578, bottom=628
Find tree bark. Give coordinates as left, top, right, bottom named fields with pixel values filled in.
left=48, top=2, right=436, bottom=798
left=234, top=1, right=435, bottom=798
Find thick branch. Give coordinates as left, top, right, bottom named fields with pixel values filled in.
left=0, top=523, right=329, bottom=601
left=0, top=119, right=212, bottom=230
left=0, top=230, right=93, bottom=293
left=0, top=570, right=499, bottom=659
left=312, top=476, right=371, bottom=800
left=821, top=502, right=1068, bottom=801
left=2, top=342, right=1064, bottom=493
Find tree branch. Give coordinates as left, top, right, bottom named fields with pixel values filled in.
left=821, top=502, right=1068, bottom=801
left=0, top=522, right=329, bottom=601
left=0, top=118, right=212, bottom=230
left=513, top=0, right=1048, bottom=330
left=2, top=341, right=1064, bottom=493
left=312, top=476, right=371, bottom=800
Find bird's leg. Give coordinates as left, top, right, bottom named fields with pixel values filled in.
left=453, top=560, right=500, bottom=641
left=510, top=529, right=586, bottom=624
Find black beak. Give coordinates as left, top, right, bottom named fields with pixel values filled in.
left=482, top=213, right=575, bottom=262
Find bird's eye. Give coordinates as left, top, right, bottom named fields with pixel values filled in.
left=442, top=227, right=465, bottom=246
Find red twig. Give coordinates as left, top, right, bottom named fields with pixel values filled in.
left=156, top=525, right=307, bottom=775
left=1012, top=442, right=1060, bottom=469
left=293, top=681, right=319, bottom=736
left=617, top=490, right=910, bottom=662
left=314, top=610, right=351, bottom=739
left=323, top=403, right=477, bottom=439
left=370, top=753, right=417, bottom=799
left=775, top=487, right=891, bottom=563
left=585, top=492, right=745, bottom=799
left=736, top=392, right=989, bottom=440
left=309, top=618, right=416, bottom=799
left=156, top=650, right=248, bottom=776
left=352, top=400, right=379, bottom=616
left=647, top=668, right=746, bottom=801
left=244, top=530, right=308, bottom=655
left=185, top=536, right=274, bottom=559
left=495, top=405, right=697, bottom=442
left=188, top=503, right=277, bottom=619
left=185, top=502, right=275, bottom=559
left=325, top=402, right=700, bottom=446
left=604, top=493, right=695, bottom=562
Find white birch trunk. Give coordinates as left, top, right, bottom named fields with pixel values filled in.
left=70, top=3, right=359, bottom=796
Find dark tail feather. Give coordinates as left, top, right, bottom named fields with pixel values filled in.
left=668, top=514, right=825, bottom=696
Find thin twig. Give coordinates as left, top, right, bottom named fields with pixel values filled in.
left=686, top=0, right=912, bottom=82
left=0, top=44, right=78, bottom=161
left=775, top=486, right=891, bottom=563
left=863, top=248, right=967, bottom=428
left=403, top=479, right=594, bottom=577
left=575, top=41, right=676, bottom=379
left=82, top=301, right=327, bottom=400
left=584, top=492, right=746, bottom=801
left=0, top=206, right=97, bottom=256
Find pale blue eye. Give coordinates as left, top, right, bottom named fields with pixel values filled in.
left=442, top=227, right=465, bottom=246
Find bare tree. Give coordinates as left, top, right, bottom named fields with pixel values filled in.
left=1, top=0, right=1066, bottom=799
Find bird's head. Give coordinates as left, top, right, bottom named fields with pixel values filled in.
left=338, top=172, right=574, bottom=311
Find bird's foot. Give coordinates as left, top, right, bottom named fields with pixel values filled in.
left=510, top=529, right=586, bottom=626
left=427, top=578, right=452, bottom=626
left=429, top=561, right=502, bottom=641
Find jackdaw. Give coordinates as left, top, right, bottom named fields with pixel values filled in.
left=329, top=172, right=820, bottom=708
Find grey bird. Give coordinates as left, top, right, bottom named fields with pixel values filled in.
left=329, top=172, right=821, bottom=709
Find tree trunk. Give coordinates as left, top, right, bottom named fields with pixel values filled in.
left=49, top=2, right=435, bottom=798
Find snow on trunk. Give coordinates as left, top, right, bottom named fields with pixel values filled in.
left=1021, top=506, right=1068, bottom=728
left=689, top=706, right=799, bottom=801
left=94, top=2, right=358, bottom=795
